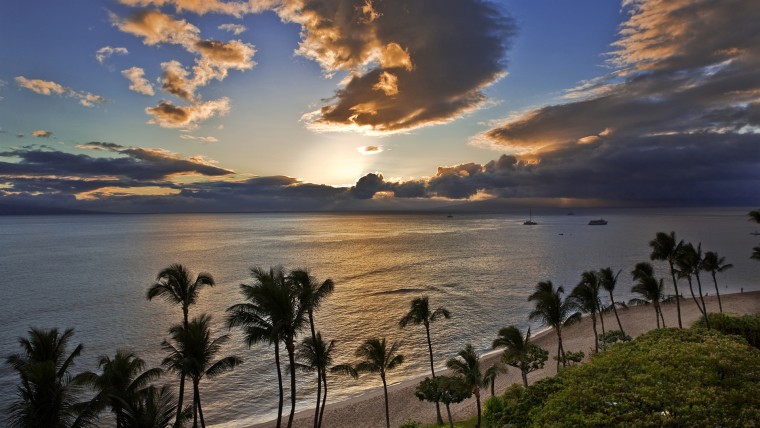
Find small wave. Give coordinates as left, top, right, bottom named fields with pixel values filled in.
left=369, top=287, right=435, bottom=296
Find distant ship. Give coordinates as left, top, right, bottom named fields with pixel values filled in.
left=588, top=219, right=608, bottom=225
left=523, top=209, right=538, bottom=225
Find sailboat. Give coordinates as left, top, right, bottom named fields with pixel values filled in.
left=523, top=209, right=538, bottom=225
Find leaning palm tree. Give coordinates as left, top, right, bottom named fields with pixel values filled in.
left=82, top=350, right=162, bottom=427
left=677, top=242, right=710, bottom=328
left=162, top=314, right=241, bottom=428
left=571, top=271, right=602, bottom=352
left=147, top=263, right=215, bottom=426
left=701, top=251, right=733, bottom=313
left=289, top=269, right=334, bottom=428
left=5, top=327, right=95, bottom=428
left=492, top=326, right=546, bottom=388
left=352, top=338, right=404, bottom=428
left=399, top=295, right=450, bottom=425
left=649, top=232, right=684, bottom=328
left=598, top=267, right=625, bottom=334
left=481, top=362, right=506, bottom=397
left=226, top=266, right=295, bottom=428
left=528, top=281, right=581, bottom=371
left=446, top=344, right=483, bottom=428
left=631, top=262, right=666, bottom=328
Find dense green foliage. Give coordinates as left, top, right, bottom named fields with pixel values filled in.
left=481, top=378, right=563, bottom=428
left=693, top=312, right=760, bottom=349
left=531, top=329, right=760, bottom=427
left=415, top=376, right=471, bottom=428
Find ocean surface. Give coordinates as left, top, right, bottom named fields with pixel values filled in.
left=1, top=208, right=758, bottom=426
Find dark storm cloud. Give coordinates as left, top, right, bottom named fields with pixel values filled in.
left=298, top=0, right=516, bottom=133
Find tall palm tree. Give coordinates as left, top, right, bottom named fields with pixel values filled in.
left=571, top=271, right=602, bottom=352
left=446, top=344, right=483, bottom=428
left=82, top=350, right=162, bottom=427
left=289, top=269, right=334, bottom=428
left=295, top=332, right=347, bottom=428
left=649, top=232, right=684, bottom=328
left=162, top=314, right=241, bottom=428
left=352, top=338, right=404, bottom=428
left=119, top=384, right=189, bottom=428
left=528, top=281, right=581, bottom=371
left=5, top=327, right=95, bottom=428
left=399, top=295, right=450, bottom=425
left=147, top=263, right=215, bottom=426
left=677, top=242, right=710, bottom=328
left=226, top=266, right=294, bottom=428
left=598, top=267, right=625, bottom=334
left=492, top=326, right=546, bottom=388
left=481, top=362, right=506, bottom=397
left=701, top=251, right=733, bottom=313
left=631, top=262, right=666, bottom=328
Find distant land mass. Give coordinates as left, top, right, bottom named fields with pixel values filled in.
left=0, top=203, right=103, bottom=216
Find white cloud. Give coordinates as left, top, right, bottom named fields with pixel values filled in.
left=122, top=67, right=155, bottom=96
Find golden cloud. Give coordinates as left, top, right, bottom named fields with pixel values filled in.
left=218, top=23, right=246, bottom=35
left=32, top=130, right=53, bottom=138
left=372, top=71, right=398, bottom=96
left=15, top=76, right=108, bottom=107
left=146, top=98, right=230, bottom=129
left=122, top=67, right=155, bottom=96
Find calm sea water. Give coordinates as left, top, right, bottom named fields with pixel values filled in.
left=1, top=209, right=758, bottom=426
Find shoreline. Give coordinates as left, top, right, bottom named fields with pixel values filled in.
left=248, top=290, right=760, bottom=428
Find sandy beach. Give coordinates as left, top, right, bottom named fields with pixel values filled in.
left=252, top=291, right=760, bottom=428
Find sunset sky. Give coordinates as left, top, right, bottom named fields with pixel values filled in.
left=1, top=0, right=758, bottom=213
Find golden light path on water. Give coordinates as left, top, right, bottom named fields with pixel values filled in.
left=0, top=209, right=757, bottom=426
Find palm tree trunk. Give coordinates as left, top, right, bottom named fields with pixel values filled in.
left=445, top=403, right=454, bottom=428
left=381, top=373, right=390, bottom=428
left=424, top=323, right=443, bottom=425
left=668, top=261, right=683, bottom=328
left=658, top=301, right=666, bottom=328
left=686, top=276, right=705, bottom=316
left=318, top=370, right=327, bottom=428
left=287, top=340, right=297, bottom=428
left=521, top=368, right=528, bottom=388
left=609, top=292, right=625, bottom=334
left=475, top=388, right=482, bottom=428
left=195, top=381, right=206, bottom=428
left=491, top=380, right=496, bottom=397
left=274, top=342, right=284, bottom=428
left=192, top=380, right=198, bottom=428
left=591, top=313, right=598, bottom=353
left=176, top=372, right=187, bottom=428
left=556, top=329, right=565, bottom=370
left=695, top=274, right=710, bottom=329
left=308, top=311, right=321, bottom=428
left=711, top=272, right=723, bottom=313
left=654, top=302, right=660, bottom=328
left=598, top=304, right=606, bottom=336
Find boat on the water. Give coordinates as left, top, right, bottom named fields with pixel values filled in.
left=588, top=219, right=608, bottom=225
left=523, top=209, right=537, bottom=225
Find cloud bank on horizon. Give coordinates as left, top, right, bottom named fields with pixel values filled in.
left=1, top=0, right=759, bottom=212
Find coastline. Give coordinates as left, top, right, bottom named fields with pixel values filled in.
left=249, top=290, right=760, bottom=428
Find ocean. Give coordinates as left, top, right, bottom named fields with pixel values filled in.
left=1, top=208, right=758, bottom=426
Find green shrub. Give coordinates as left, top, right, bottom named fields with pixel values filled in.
left=530, top=328, right=760, bottom=427
left=692, top=312, right=760, bottom=348
left=598, top=329, right=631, bottom=351
left=398, top=420, right=421, bottom=428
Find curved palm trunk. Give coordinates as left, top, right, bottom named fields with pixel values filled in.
left=424, top=323, right=443, bottom=425
left=591, top=312, right=598, bottom=353
left=287, top=340, right=297, bottom=428
left=694, top=273, right=710, bottom=329
left=307, top=310, right=321, bottom=428
left=318, top=370, right=327, bottom=428
left=609, top=292, right=625, bottom=334
left=195, top=380, right=206, bottom=428
left=274, top=341, right=284, bottom=428
left=653, top=301, right=662, bottom=328
left=475, top=388, right=482, bottom=428
left=668, top=260, right=683, bottom=328
left=657, top=301, right=666, bottom=328
left=685, top=276, right=705, bottom=316
left=445, top=403, right=454, bottom=428
left=711, top=272, right=723, bottom=313
left=381, top=373, right=390, bottom=428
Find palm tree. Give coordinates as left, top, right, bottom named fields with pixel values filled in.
left=147, top=263, right=215, bottom=426
left=751, top=210, right=760, bottom=261
left=631, top=262, right=666, bottom=328
left=120, top=384, right=189, bottom=428
left=352, top=338, right=404, bottom=428
left=571, top=271, right=602, bottom=352
left=446, top=344, right=483, bottom=428
left=289, top=269, right=334, bottom=428
left=598, top=267, right=625, bottom=334
left=492, top=326, right=547, bottom=388
left=399, top=295, right=450, bottom=425
left=650, top=232, right=684, bottom=328
left=701, top=251, right=733, bottom=313
left=162, top=314, right=241, bottom=428
left=82, top=350, right=162, bottom=427
left=295, top=332, right=348, bottom=428
left=5, top=327, right=95, bottom=428
left=226, top=266, right=295, bottom=428
left=528, top=281, right=581, bottom=371
left=677, top=242, right=710, bottom=328
left=481, top=362, right=506, bottom=397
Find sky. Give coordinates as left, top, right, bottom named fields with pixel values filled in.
left=1, top=0, right=758, bottom=213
